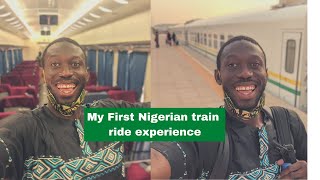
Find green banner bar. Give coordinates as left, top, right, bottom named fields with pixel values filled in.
left=84, top=108, right=225, bottom=141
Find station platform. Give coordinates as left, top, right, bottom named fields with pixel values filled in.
left=151, top=34, right=307, bottom=127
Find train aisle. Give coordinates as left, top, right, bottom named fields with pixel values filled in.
left=151, top=34, right=307, bottom=127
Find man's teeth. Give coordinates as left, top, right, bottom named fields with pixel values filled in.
left=57, top=84, right=76, bottom=89
left=235, top=85, right=255, bottom=91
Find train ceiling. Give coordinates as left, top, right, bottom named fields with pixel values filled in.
left=0, top=0, right=149, bottom=41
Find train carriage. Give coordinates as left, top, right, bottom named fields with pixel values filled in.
left=170, top=5, right=307, bottom=112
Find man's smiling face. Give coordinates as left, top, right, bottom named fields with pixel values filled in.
left=216, top=40, right=268, bottom=111
left=43, top=41, right=89, bottom=105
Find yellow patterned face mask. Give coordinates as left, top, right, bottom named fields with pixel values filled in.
left=224, top=92, right=265, bottom=121
left=47, top=89, right=86, bottom=116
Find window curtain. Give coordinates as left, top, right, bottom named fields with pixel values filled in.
left=97, top=50, right=105, bottom=85
left=13, top=49, right=18, bottom=68
left=3, top=51, right=8, bottom=73
left=117, top=51, right=129, bottom=90
left=105, top=51, right=114, bottom=86
left=18, top=49, right=23, bottom=64
left=7, top=50, right=13, bottom=71
left=87, top=49, right=97, bottom=72
left=0, top=51, right=4, bottom=75
left=128, top=52, right=148, bottom=100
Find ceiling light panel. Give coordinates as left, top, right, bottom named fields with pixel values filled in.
left=5, top=17, right=16, bottom=22
left=0, top=12, right=11, bottom=17
left=73, top=24, right=82, bottom=28
left=53, top=0, right=102, bottom=37
left=89, top=13, right=101, bottom=19
left=77, top=21, right=86, bottom=26
left=4, top=0, right=34, bottom=38
left=114, top=0, right=128, bottom=4
left=99, top=6, right=112, bottom=13
left=10, top=20, right=19, bottom=25
left=13, top=23, right=22, bottom=27
left=83, top=17, right=93, bottom=22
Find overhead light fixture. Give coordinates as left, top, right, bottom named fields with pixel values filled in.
left=83, top=17, right=93, bottom=22
left=43, top=26, right=49, bottom=31
left=10, top=20, right=19, bottom=25
left=77, top=21, right=86, bottom=26
left=0, top=5, right=5, bottom=10
left=53, top=0, right=102, bottom=37
left=114, top=0, right=128, bottom=4
left=5, top=17, right=16, bottom=22
left=14, top=23, right=22, bottom=28
left=99, top=6, right=112, bottom=13
left=0, top=12, right=12, bottom=17
left=89, top=13, right=100, bottom=19
left=4, top=0, right=34, bottom=38
left=73, top=24, right=82, bottom=28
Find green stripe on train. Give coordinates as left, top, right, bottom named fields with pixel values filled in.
left=268, top=79, right=301, bottom=96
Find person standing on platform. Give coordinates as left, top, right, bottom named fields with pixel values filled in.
left=151, top=35, right=307, bottom=179
left=36, top=51, right=42, bottom=63
left=155, top=31, right=160, bottom=48
left=166, top=32, right=172, bottom=46
left=172, top=32, right=176, bottom=45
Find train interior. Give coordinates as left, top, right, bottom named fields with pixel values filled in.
left=0, top=0, right=151, bottom=179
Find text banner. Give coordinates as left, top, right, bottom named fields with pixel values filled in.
left=84, top=108, right=225, bottom=141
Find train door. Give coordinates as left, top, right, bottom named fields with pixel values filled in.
left=279, top=32, right=301, bottom=107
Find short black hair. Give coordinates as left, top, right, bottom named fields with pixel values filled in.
left=216, top=35, right=266, bottom=70
left=40, top=37, right=87, bottom=67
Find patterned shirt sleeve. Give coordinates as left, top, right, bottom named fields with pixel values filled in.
left=151, top=142, right=199, bottom=179
left=0, top=111, right=35, bottom=179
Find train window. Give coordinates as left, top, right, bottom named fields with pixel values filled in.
left=197, top=33, right=200, bottom=43
left=200, top=33, right=203, bottom=44
left=214, top=34, right=218, bottom=49
left=285, top=39, right=296, bottom=73
left=204, top=33, right=207, bottom=46
left=208, top=34, right=212, bottom=47
left=220, top=35, right=225, bottom=47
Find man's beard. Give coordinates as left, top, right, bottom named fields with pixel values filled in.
left=46, top=81, right=84, bottom=106
left=223, top=83, right=266, bottom=111
left=223, top=84, right=266, bottom=120
left=46, top=85, right=86, bottom=116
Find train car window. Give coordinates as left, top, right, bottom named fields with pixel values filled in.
left=197, top=33, right=200, bottom=43
left=214, top=34, right=218, bottom=49
left=204, top=33, right=207, bottom=46
left=208, top=34, right=212, bottom=47
left=220, top=35, right=225, bottom=48
left=192, top=33, right=195, bottom=42
left=200, top=33, right=203, bottom=44
left=285, top=39, right=296, bottom=74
